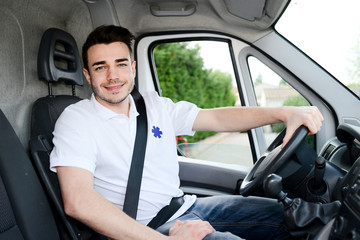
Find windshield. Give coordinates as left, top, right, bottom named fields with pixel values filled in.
left=276, top=0, right=360, bottom=97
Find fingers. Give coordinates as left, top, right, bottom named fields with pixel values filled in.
left=169, top=220, right=183, bottom=236
left=173, top=220, right=183, bottom=227
left=282, top=127, right=293, bottom=148
left=169, top=220, right=215, bottom=240
left=282, top=106, right=324, bottom=148
left=300, top=106, right=323, bottom=135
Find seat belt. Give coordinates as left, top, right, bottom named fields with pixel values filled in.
left=122, top=87, right=184, bottom=227
left=122, top=87, right=148, bottom=219
left=147, top=196, right=184, bottom=229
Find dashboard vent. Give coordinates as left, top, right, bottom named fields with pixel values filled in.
left=322, top=144, right=336, bottom=160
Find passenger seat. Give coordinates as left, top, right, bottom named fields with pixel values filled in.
left=0, top=109, right=60, bottom=240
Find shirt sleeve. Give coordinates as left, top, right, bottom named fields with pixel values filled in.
left=50, top=106, right=97, bottom=173
left=145, top=91, right=201, bottom=136
left=171, top=100, right=200, bottom=136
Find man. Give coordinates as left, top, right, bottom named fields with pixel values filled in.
left=50, top=25, right=323, bottom=240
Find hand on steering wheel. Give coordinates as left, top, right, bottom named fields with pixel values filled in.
left=240, top=126, right=309, bottom=196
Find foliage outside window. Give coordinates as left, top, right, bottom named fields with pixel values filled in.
left=153, top=42, right=236, bottom=143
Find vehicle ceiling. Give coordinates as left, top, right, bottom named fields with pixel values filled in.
left=92, top=0, right=289, bottom=42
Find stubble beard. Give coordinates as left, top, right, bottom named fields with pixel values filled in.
left=91, top=80, right=135, bottom=105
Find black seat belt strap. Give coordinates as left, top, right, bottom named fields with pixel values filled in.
left=147, top=197, right=184, bottom=229
left=122, top=87, right=148, bottom=219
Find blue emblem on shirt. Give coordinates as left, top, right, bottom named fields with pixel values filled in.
left=152, top=126, right=163, bottom=138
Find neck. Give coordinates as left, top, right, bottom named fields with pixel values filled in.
left=95, top=95, right=131, bottom=116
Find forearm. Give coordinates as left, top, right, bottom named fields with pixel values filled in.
left=193, top=105, right=323, bottom=147
left=63, top=186, right=214, bottom=240
left=57, top=167, right=167, bottom=240
left=193, top=106, right=285, bottom=132
left=71, top=192, right=166, bottom=240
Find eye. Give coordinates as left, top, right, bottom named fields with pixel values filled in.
left=95, top=66, right=105, bottom=71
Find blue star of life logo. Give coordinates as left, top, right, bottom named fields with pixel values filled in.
left=152, top=126, right=163, bottom=138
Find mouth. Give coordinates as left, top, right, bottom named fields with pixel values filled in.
left=104, top=82, right=125, bottom=92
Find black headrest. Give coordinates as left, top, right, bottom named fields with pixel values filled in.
left=37, top=28, right=83, bottom=86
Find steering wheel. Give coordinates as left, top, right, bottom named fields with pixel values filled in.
left=240, top=125, right=309, bottom=196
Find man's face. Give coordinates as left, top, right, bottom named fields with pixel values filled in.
left=83, top=42, right=136, bottom=112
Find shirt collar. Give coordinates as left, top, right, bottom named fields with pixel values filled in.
left=90, top=93, right=139, bottom=120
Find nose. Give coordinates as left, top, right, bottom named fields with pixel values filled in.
left=107, top=65, right=119, bottom=81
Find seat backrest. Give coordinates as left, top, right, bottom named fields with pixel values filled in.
left=0, top=109, right=60, bottom=240
left=31, top=27, right=84, bottom=143
left=29, top=28, right=97, bottom=240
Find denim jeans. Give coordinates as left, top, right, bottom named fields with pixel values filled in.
left=156, top=195, right=291, bottom=240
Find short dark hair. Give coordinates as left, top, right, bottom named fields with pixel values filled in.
left=82, top=25, right=135, bottom=71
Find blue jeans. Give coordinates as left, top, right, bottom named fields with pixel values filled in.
left=156, top=195, right=290, bottom=240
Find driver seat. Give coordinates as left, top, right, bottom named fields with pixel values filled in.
left=29, top=28, right=97, bottom=239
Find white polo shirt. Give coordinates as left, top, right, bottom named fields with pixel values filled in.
left=50, top=91, right=200, bottom=225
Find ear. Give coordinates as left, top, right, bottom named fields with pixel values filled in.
left=132, top=60, right=136, bottom=78
left=83, top=68, right=91, bottom=84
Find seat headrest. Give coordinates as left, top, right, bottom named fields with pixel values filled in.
left=37, top=28, right=83, bottom=86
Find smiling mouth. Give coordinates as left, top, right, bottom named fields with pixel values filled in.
left=104, top=83, right=125, bottom=92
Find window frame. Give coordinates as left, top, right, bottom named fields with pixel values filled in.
left=144, top=33, right=261, bottom=165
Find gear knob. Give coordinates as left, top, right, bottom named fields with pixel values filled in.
left=263, top=174, right=293, bottom=207
left=263, top=173, right=283, bottom=198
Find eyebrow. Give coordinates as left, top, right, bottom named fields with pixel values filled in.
left=91, top=58, right=129, bottom=67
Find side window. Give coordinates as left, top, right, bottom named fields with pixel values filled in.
left=153, top=40, right=253, bottom=167
left=247, top=56, right=314, bottom=147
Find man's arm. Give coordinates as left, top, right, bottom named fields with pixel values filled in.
left=193, top=106, right=324, bottom=146
left=57, top=166, right=215, bottom=240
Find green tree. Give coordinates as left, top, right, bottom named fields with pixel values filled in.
left=153, top=42, right=236, bottom=142
left=154, top=43, right=205, bottom=105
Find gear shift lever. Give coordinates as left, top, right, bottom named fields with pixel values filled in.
left=264, top=173, right=341, bottom=239
left=263, top=173, right=293, bottom=207
left=311, top=156, right=326, bottom=193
